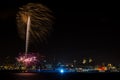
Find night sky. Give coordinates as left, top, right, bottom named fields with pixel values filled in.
left=0, top=0, right=119, bottom=64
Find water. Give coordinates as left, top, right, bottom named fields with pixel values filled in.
left=0, top=72, right=120, bottom=80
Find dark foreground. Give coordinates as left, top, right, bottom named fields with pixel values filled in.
left=0, top=71, right=120, bottom=80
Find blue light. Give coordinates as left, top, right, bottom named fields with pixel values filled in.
left=60, top=69, right=64, bottom=73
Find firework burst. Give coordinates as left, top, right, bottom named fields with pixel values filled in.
left=16, top=53, right=44, bottom=67
left=16, top=3, right=54, bottom=44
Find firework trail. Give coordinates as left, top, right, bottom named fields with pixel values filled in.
left=25, top=16, right=31, bottom=54
left=16, top=3, right=54, bottom=52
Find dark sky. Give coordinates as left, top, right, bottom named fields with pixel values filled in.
left=0, top=0, right=119, bottom=64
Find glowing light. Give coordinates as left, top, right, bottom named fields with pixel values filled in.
left=16, top=53, right=41, bottom=67
left=60, top=69, right=64, bottom=73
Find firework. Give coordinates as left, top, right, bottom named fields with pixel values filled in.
left=16, top=53, right=44, bottom=67
left=16, top=3, right=54, bottom=43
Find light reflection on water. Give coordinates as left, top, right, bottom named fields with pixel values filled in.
left=13, top=73, right=42, bottom=80
left=1, top=72, right=118, bottom=80
left=12, top=73, right=60, bottom=80
left=14, top=73, right=37, bottom=76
